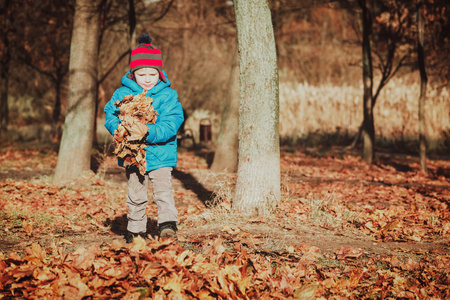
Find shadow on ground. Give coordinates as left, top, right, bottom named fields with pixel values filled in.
left=105, top=214, right=160, bottom=239
left=172, top=168, right=214, bottom=206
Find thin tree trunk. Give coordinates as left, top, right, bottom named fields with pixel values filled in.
left=359, top=0, right=375, bottom=164
left=54, top=0, right=102, bottom=183
left=233, top=0, right=280, bottom=216
left=129, top=0, right=136, bottom=54
left=417, top=3, right=427, bottom=174
left=53, top=79, right=62, bottom=124
left=51, top=78, right=62, bottom=141
left=210, top=49, right=239, bottom=173
left=93, top=0, right=107, bottom=148
left=0, top=50, right=9, bottom=135
left=0, top=0, right=12, bottom=136
left=93, top=94, right=99, bottom=147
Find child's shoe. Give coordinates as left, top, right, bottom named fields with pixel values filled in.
left=125, top=231, right=146, bottom=244
left=159, top=221, right=177, bottom=238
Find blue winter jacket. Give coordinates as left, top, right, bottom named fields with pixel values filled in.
left=104, top=71, right=184, bottom=172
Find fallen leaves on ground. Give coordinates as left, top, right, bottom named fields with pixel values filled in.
left=1, top=145, right=450, bottom=298
left=0, top=147, right=56, bottom=175
left=278, top=150, right=450, bottom=243
left=1, top=237, right=449, bottom=299
left=0, top=177, right=126, bottom=238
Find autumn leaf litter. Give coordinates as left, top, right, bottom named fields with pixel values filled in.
left=0, top=145, right=450, bottom=298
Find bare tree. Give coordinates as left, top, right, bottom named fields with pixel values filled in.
left=351, top=0, right=415, bottom=163
left=0, top=0, right=12, bottom=135
left=417, top=2, right=427, bottom=173
left=15, top=0, right=74, bottom=125
left=54, top=0, right=103, bottom=183
left=358, top=0, right=375, bottom=163
left=233, top=0, right=280, bottom=215
left=128, top=0, right=137, bottom=51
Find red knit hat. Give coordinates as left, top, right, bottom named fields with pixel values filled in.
left=130, top=34, right=167, bottom=83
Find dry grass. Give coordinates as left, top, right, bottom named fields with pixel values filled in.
left=175, top=74, right=449, bottom=152
left=279, top=75, right=450, bottom=150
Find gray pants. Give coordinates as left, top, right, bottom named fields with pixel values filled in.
left=126, top=167, right=178, bottom=233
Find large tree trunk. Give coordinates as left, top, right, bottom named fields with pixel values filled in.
left=417, top=3, right=427, bottom=174
left=233, top=0, right=280, bottom=215
left=0, top=0, right=12, bottom=136
left=54, top=0, right=102, bottom=183
left=359, top=0, right=375, bottom=164
left=210, top=49, right=239, bottom=173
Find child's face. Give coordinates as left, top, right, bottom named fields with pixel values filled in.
left=134, top=67, right=160, bottom=91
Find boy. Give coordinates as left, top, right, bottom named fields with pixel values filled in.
left=104, top=34, right=184, bottom=243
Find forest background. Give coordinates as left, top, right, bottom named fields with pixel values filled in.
left=2, top=0, right=449, bottom=155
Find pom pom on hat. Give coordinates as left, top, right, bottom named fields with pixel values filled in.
left=138, top=34, right=152, bottom=44
left=130, top=34, right=167, bottom=82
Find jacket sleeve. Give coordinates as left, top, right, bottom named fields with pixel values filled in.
left=104, top=90, right=123, bottom=136
left=145, top=89, right=184, bottom=144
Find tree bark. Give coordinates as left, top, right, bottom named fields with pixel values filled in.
left=54, top=0, right=102, bottom=183
left=417, top=3, right=427, bottom=174
left=210, top=49, right=239, bottom=173
left=359, top=0, right=375, bottom=164
left=233, top=0, right=280, bottom=216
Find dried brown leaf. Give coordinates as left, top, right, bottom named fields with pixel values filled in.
left=112, top=92, right=156, bottom=175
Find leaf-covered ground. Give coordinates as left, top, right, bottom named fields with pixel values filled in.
left=0, top=142, right=449, bottom=299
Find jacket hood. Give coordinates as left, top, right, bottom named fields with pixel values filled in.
left=121, top=70, right=171, bottom=95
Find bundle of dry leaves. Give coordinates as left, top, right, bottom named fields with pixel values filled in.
left=113, top=92, right=157, bottom=175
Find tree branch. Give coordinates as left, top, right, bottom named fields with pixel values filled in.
left=98, top=49, right=130, bottom=85
left=153, top=0, right=175, bottom=23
